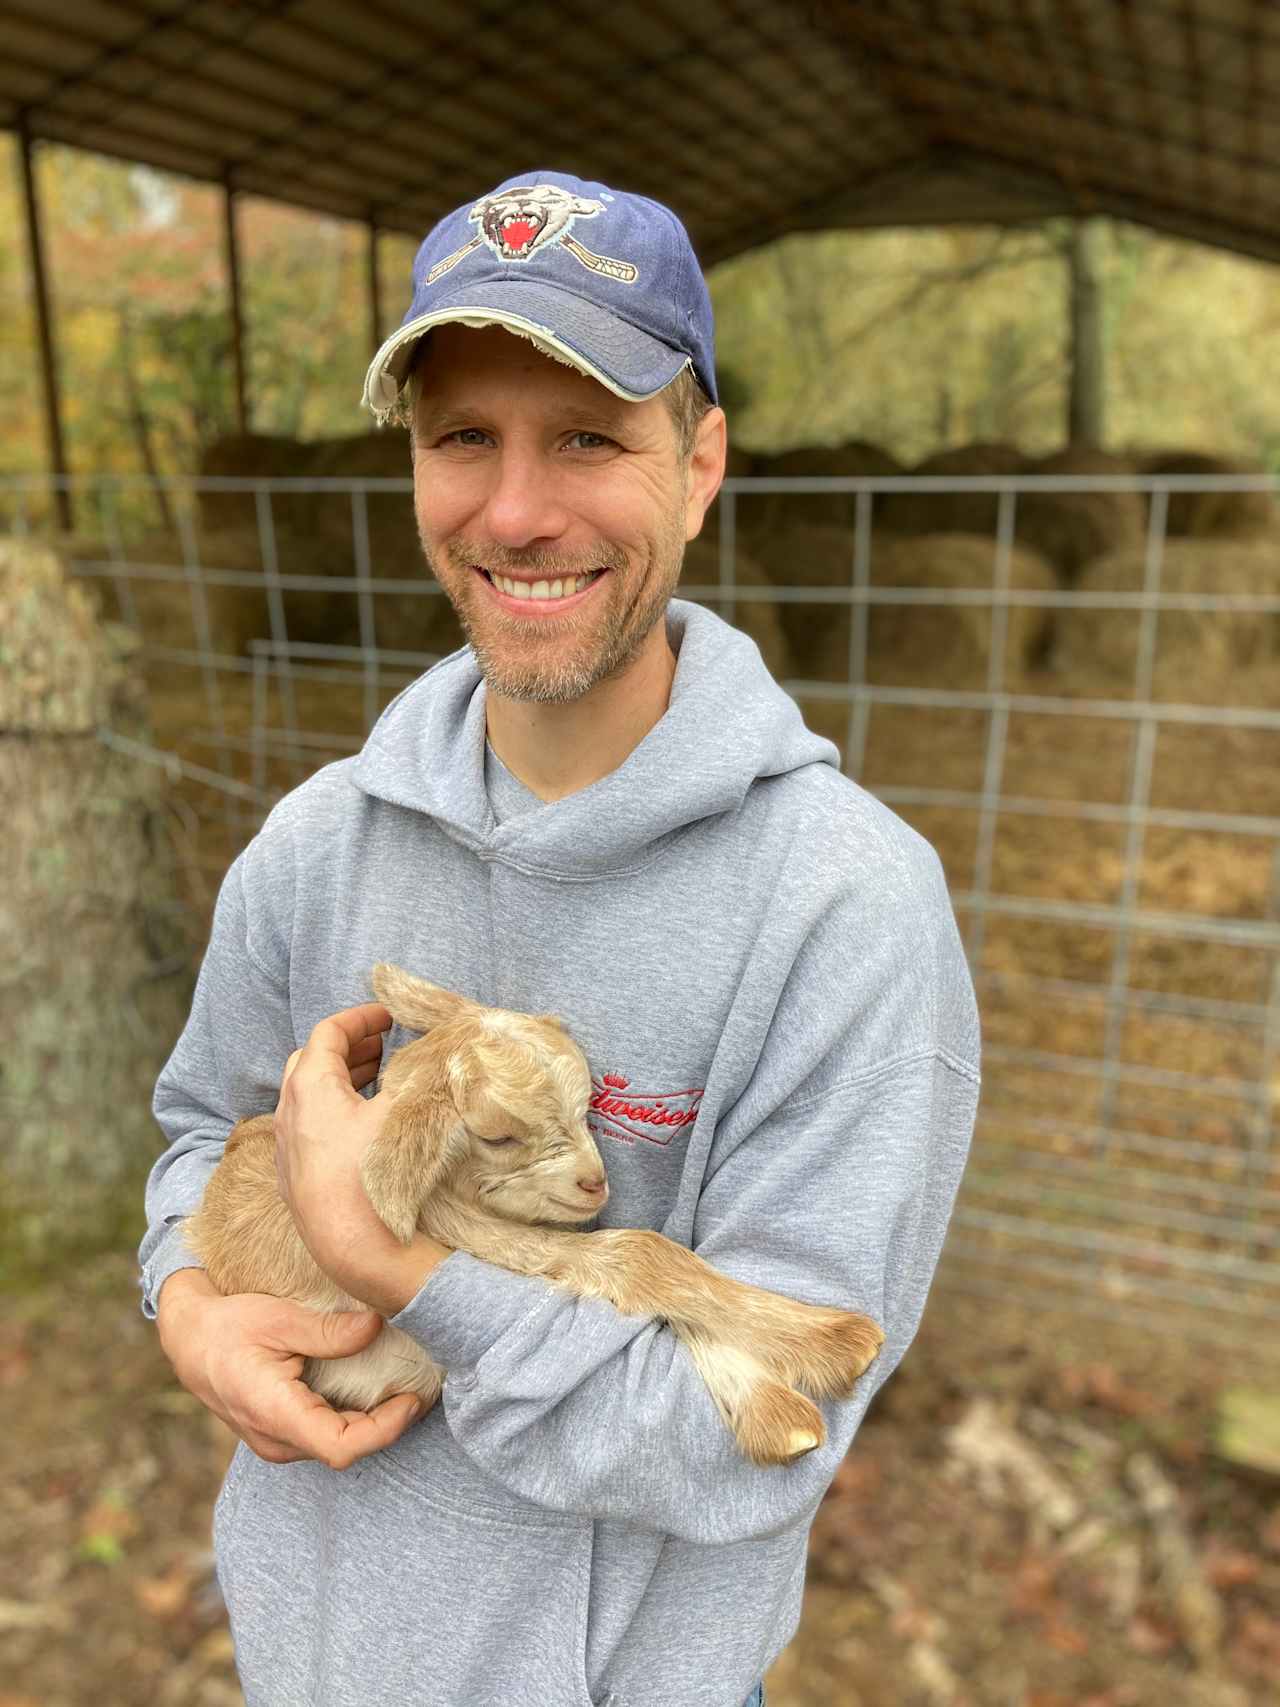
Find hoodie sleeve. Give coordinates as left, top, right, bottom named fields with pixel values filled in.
left=137, top=845, right=297, bottom=1319
left=391, top=883, right=980, bottom=1546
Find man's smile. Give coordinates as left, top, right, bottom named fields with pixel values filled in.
left=472, top=564, right=611, bottom=615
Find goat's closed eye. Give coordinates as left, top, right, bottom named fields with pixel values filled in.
left=479, top=1135, right=521, bottom=1147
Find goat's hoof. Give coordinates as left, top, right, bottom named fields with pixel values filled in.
left=736, top=1381, right=827, bottom=1467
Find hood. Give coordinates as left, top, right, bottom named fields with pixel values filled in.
left=352, top=598, right=840, bottom=879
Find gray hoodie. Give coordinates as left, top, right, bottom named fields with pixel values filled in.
left=139, top=597, right=980, bottom=1707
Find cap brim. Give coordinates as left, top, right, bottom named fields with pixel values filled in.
left=361, top=281, right=691, bottom=419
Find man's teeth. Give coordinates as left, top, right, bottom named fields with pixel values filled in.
left=488, top=570, right=600, bottom=600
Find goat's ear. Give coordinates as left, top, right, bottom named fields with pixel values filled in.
left=361, top=1086, right=465, bottom=1245
left=371, top=963, right=478, bottom=1035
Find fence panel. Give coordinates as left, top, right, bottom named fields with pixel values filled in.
left=6, top=467, right=1278, bottom=1340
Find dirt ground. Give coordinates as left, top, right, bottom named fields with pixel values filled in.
left=3, top=1250, right=1278, bottom=1707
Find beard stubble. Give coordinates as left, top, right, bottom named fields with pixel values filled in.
left=419, top=504, right=688, bottom=704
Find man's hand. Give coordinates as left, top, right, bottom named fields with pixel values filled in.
left=274, top=1002, right=453, bottom=1315
left=156, top=1268, right=431, bottom=1470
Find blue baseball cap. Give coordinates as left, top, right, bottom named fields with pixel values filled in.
left=362, top=170, right=718, bottom=422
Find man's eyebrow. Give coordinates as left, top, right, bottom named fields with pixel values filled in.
left=552, top=404, right=631, bottom=433
left=417, top=402, right=633, bottom=437
left=415, top=407, right=478, bottom=438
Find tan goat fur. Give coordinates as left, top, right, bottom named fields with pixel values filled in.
left=187, top=964, right=884, bottom=1466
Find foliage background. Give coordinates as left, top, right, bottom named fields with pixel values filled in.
left=4, top=139, right=1280, bottom=491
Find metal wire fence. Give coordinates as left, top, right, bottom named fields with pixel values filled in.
left=6, top=467, right=1279, bottom=1350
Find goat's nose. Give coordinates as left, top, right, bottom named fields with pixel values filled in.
left=577, top=1174, right=607, bottom=1197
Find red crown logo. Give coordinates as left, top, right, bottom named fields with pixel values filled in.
left=603, top=1072, right=629, bottom=1089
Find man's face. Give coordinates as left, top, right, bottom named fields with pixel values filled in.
left=409, top=324, right=721, bottom=704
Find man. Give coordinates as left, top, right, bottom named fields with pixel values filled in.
left=141, top=171, right=980, bottom=1707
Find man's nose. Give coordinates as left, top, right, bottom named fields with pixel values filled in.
left=482, top=451, right=570, bottom=548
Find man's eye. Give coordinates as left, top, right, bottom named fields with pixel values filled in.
left=566, top=432, right=614, bottom=451
left=445, top=429, right=491, bottom=447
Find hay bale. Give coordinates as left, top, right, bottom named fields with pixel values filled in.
left=745, top=525, right=1056, bottom=689
left=198, top=432, right=319, bottom=534
left=0, top=540, right=195, bottom=1272
left=679, top=535, right=790, bottom=682
left=194, top=431, right=461, bottom=656
left=49, top=526, right=273, bottom=660
left=1137, top=449, right=1278, bottom=541
left=738, top=440, right=902, bottom=540
left=198, top=429, right=413, bottom=554
left=876, top=442, right=1025, bottom=539
left=1014, top=445, right=1146, bottom=583
left=1051, top=538, right=1280, bottom=705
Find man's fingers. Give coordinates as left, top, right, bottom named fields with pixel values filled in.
left=267, top=1382, right=424, bottom=1470
left=307, top=1005, right=393, bottom=1063
left=279, top=1007, right=389, bottom=1102
left=242, top=1431, right=311, bottom=1465
left=264, top=1304, right=384, bottom=1357
left=349, top=1033, right=384, bottom=1066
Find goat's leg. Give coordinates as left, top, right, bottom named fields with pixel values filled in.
left=676, top=1325, right=830, bottom=1466
left=572, top=1228, right=884, bottom=1399
left=435, top=1214, right=883, bottom=1401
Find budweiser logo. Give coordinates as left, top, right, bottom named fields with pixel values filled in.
left=588, top=1072, right=704, bottom=1148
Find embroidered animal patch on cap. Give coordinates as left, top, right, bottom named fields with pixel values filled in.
left=427, top=183, right=639, bottom=287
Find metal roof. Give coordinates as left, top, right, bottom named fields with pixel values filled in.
left=4, top=0, right=1279, bottom=267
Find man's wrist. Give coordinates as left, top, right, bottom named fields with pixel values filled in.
left=155, top=1266, right=218, bottom=1359
left=157, top=1265, right=216, bottom=1317
left=358, top=1235, right=453, bottom=1317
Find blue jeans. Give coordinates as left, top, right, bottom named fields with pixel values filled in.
left=743, top=1687, right=765, bottom=1707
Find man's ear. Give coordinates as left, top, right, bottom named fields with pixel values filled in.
left=684, top=406, right=728, bottom=542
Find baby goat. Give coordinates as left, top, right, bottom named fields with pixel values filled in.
left=186, top=963, right=884, bottom=1466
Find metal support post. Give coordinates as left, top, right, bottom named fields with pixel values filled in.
left=17, top=116, right=72, bottom=533
left=222, top=170, right=249, bottom=435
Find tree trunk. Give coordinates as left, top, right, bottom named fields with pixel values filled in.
left=117, top=306, right=176, bottom=532
left=1068, top=219, right=1106, bottom=444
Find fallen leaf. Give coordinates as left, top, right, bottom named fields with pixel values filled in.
left=1226, top=1606, right=1280, bottom=1678
left=1200, top=1540, right=1263, bottom=1589
left=190, top=1627, right=236, bottom=1665
left=889, top=1595, right=943, bottom=1644
left=1008, top=1551, right=1060, bottom=1618
left=1043, top=1616, right=1089, bottom=1656
left=133, top=1559, right=195, bottom=1619
left=0, top=1325, right=32, bottom=1388
left=1127, top=1610, right=1179, bottom=1655
left=76, top=1488, right=140, bottom=1566
left=1059, top=1362, right=1160, bottom=1417
left=79, top=1492, right=139, bottom=1545
left=827, top=1453, right=882, bottom=1500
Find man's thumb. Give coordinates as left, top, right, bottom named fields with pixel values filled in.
left=301, top=1308, right=383, bottom=1353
